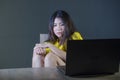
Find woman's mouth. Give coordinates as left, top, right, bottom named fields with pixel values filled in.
left=56, top=32, right=63, bottom=36
left=57, top=31, right=62, bottom=34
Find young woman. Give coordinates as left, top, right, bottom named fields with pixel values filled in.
left=32, top=10, right=83, bottom=68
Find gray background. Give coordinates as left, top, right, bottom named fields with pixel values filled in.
left=0, top=0, right=120, bottom=69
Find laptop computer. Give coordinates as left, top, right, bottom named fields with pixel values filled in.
left=57, top=39, right=120, bottom=76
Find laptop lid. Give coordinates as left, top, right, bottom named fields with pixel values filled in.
left=66, top=39, right=120, bottom=76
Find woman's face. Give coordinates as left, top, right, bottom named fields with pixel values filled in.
left=53, top=17, right=65, bottom=39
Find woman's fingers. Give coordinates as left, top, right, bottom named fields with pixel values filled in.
left=39, top=48, right=44, bottom=54
left=34, top=46, right=46, bottom=55
left=34, top=43, right=47, bottom=55
left=34, top=47, right=40, bottom=55
left=40, top=47, right=46, bottom=55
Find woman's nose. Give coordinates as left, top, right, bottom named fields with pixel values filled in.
left=57, top=24, right=62, bottom=28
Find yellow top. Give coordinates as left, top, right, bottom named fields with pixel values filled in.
left=45, top=32, right=83, bottom=53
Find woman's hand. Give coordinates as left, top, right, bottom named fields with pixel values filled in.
left=44, top=42, right=66, bottom=60
left=33, top=43, right=47, bottom=55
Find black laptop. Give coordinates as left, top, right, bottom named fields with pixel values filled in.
left=57, top=39, right=120, bottom=76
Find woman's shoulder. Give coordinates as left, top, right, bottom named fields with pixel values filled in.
left=71, top=31, right=83, bottom=40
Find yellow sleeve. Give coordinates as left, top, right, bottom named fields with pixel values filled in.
left=44, top=41, right=59, bottom=54
left=45, top=47, right=51, bottom=54
left=64, top=32, right=83, bottom=51
left=71, top=32, right=83, bottom=40
left=44, top=42, right=51, bottom=54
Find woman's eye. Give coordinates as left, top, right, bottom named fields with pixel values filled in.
left=60, top=23, right=64, bottom=26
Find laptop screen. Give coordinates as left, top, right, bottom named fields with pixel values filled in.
left=66, top=39, right=120, bottom=76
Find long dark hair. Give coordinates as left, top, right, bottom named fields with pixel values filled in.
left=47, top=10, right=77, bottom=45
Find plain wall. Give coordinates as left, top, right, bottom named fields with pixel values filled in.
left=0, top=0, right=120, bottom=69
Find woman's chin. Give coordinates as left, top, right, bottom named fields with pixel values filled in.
left=56, top=35, right=62, bottom=38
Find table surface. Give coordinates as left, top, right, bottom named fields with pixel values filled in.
left=0, top=67, right=120, bottom=80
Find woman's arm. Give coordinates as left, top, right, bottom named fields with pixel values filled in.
left=33, top=43, right=46, bottom=55
left=41, top=43, right=66, bottom=61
